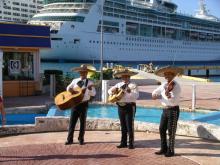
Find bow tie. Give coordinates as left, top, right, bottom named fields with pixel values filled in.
left=121, top=83, right=129, bottom=90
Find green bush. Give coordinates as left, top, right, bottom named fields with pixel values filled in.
left=90, top=69, right=113, bottom=80
left=56, top=73, right=75, bottom=94
left=42, top=70, right=74, bottom=94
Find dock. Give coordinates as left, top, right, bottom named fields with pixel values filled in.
left=179, top=65, right=220, bottom=77
left=138, top=64, right=220, bottom=77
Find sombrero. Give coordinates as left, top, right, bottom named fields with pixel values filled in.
left=113, top=68, right=138, bottom=78
left=155, top=66, right=183, bottom=77
left=71, top=64, right=96, bottom=72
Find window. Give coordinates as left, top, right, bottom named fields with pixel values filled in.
left=3, top=52, right=34, bottom=81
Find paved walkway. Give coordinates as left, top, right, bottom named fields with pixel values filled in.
left=2, top=131, right=220, bottom=165
left=2, top=72, right=220, bottom=165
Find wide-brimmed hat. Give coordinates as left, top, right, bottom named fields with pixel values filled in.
left=71, top=64, right=96, bottom=72
left=113, top=68, right=138, bottom=78
left=155, top=66, right=183, bottom=77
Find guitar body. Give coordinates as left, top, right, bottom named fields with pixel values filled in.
left=54, top=87, right=84, bottom=110
left=108, top=90, right=124, bottom=103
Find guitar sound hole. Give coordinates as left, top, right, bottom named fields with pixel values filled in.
left=72, top=90, right=79, bottom=94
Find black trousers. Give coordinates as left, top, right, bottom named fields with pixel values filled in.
left=159, top=106, right=180, bottom=153
left=117, top=103, right=136, bottom=145
left=67, top=102, right=88, bottom=142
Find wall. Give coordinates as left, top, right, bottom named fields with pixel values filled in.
left=0, top=118, right=219, bottom=142
left=3, top=81, right=37, bottom=97
left=0, top=49, right=2, bottom=96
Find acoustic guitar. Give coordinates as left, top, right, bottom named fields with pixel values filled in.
left=54, top=87, right=84, bottom=110
left=108, top=88, right=125, bottom=103
left=54, top=83, right=96, bottom=110
left=108, top=83, right=137, bottom=103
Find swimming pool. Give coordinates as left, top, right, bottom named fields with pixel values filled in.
left=47, top=104, right=218, bottom=125
left=1, top=105, right=219, bottom=126
left=0, top=114, right=46, bottom=126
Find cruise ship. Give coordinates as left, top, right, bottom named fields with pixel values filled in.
left=29, top=0, right=220, bottom=62
left=0, top=0, right=43, bottom=23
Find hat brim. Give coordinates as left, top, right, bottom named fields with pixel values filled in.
left=114, top=71, right=138, bottom=78
left=71, top=65, right=96, bottom=72
left=155, top=66, right=183, bottom=77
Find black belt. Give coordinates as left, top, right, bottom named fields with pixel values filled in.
left=117, top=102, right=135, bottom=107
left=163, top=106, right=179, bottom=110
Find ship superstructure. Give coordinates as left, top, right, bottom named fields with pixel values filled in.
left=29, top=0, right=220, bottom=62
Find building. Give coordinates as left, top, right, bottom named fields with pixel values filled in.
left=0, top=0, right=43, bottom=23
left=0, top=22, right=50, bottom=97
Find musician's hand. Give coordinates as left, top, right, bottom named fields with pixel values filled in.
left=82, top=88, right=87, bottom=94
left=112, top=87, right=118, bottom=94
left=69, top=88, right=75, bottom=94
left=166, top=93, right=171, bottom=99
left=126, top=88, right=131, bottom=93
left=88, top=85, right=92, bottom=90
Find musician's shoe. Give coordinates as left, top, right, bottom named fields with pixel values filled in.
left=155, top=149, right=167, bottom=155
left=79, top=140, right=85, bottom=145
left=165, top=151, right=175, bottom=157
left=117, top=144, right=127, bottom=148
left=128, top=144, right=134, bottom=149
left=65, top=141, right=73, bottom=145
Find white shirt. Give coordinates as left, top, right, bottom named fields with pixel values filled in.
left=108, top=81, right=139, bottom=103
left=152, top=80, right=181, bottom=107
left=66, top=78, right=96, bottom=102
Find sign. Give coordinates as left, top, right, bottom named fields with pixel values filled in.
left=9, top=60, right=21, bottom=74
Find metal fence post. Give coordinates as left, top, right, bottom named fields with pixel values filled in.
left=192, top=84, right=196, bottom=110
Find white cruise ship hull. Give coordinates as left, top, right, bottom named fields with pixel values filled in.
left=41, top=32, right=220, bottom=62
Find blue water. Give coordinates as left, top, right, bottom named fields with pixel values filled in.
left=193, top=111, right=220, bottom=125
left=208, top=76, right=220, bottom=82
left=47, top=104, right=214, bottom=124
left=0, top=114, right=45, bottom=126
left=1, top=105, right=219, bottom=126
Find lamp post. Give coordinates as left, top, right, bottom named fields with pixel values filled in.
left=100, top=0, right=104, bottom=82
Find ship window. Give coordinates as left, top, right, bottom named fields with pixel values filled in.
left=126, top=22, right=139, bottom=36
left=97, top=20, right=119, bottom=33
left=50, top=30, right=58, bottom=34
left=74, top=39, right=80, bottom=44
left=31, top=16, right=85, bottom=22
left=44, top=0, right=97, bottom=4
left=51, top=38, right=62, bottom=40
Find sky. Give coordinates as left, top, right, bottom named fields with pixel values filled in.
left=172, top=0, right=220, bottom=19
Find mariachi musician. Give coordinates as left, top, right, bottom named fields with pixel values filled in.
left=108, top=69, right=139, bottom=149
left=65, top=64, right=96, bottom=145
left=152, top=66, right=182, bottom=157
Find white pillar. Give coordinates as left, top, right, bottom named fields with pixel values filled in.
left=33, top=51, right=40, bottom=81
left=102, top=80, right=109, bottom=103
left=0, top=49, right=3, bottom=97
left=192, top=84, right=196, bottom=110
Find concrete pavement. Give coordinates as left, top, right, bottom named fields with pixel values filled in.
left=2, top=131, right=219, bottom=165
